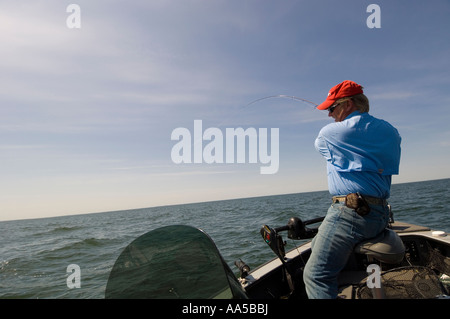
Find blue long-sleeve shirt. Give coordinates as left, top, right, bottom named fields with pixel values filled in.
left=315, top=111, right=401, bottom=198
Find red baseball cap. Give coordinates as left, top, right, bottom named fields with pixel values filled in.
left=316, top=80, right=364, bottom=110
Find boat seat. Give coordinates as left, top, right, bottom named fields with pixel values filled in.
left=354, top=228, right=405, bottom=264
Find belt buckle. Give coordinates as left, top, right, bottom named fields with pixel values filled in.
left=332, top=196, right=345, bottom=204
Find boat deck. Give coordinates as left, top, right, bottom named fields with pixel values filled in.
left=243, top=220, right=450, bottom=299
left=338, top=221, right=450, bottom=299
left=391, top=221, right=431, bottom=233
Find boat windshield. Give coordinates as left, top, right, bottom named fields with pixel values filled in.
left=105, top=225, right=245, bottom=299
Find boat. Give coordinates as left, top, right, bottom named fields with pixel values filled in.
left=105, top=214, right=450, bottom=300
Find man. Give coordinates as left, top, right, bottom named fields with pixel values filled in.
left=303, top=80, right=401, bottom=299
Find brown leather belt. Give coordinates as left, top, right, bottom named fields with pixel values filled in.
left=332, top=194, right=387, bottom=206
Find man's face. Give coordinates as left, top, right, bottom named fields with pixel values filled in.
left=328, top=99, right=355, bottom=122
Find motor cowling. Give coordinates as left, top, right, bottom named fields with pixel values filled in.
left=287, top=217, right=306, bottom=240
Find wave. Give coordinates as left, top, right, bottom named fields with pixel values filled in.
left=56, top=237, right=114, bottom=253
left=51, top=225, right=83, bottom=233
left=29, top=225, right=84, bottom=239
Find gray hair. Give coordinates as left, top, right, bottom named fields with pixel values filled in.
left=351, top=93, right=369, bottom=113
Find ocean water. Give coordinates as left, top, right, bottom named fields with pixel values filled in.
left=1, top=178, right=449, bottom=299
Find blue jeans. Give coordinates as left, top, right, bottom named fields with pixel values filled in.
left=303, top=201, right=390, bottom=299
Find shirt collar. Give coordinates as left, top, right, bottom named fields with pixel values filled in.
left=345, top=111, right=363, bottom=120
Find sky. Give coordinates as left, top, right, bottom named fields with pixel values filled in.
left=1, top=0, right=450, bottom=221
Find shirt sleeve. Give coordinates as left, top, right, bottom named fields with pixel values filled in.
left=314, top=130, right=331, bottom=161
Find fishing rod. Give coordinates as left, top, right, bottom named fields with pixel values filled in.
left=245, top=95, right=319, bottom=108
